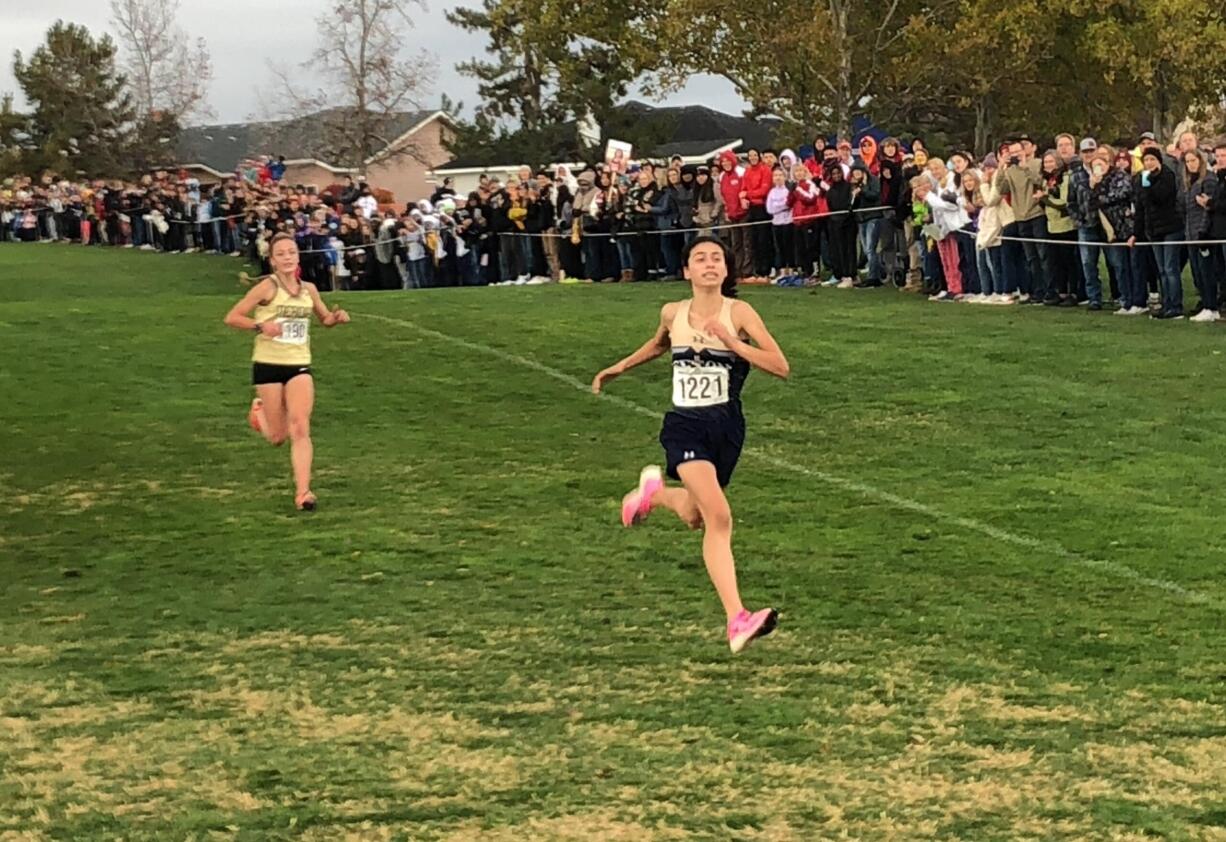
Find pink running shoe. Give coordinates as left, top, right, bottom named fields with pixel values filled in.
left=727, top=608, right=778, bottom=654
left=248, top=398, right=263, bottom=433
left=621, top=465, right=664, bottom=527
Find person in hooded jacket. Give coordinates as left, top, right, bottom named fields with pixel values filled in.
left=555, top=181, right=581, bottom=279
left=788, top=163, right=822, bottom=278
left=743, top=148, right=773, bottom=278
left=677, top=165, right=698, bottom=245
left=1132, top=147, right=1184, bottom=318
left=627, top=168, right=662, bottom=281
left=653, top=169, right=683, bottom=277
left=851, top=155, right=884, bottom=287
left=1200, top=142, right=1226, bottom=315
left=823, top=162, right=858, bottom=287
left=877, top=137, right=908, bottom=286
left=717, top=150, right=753, bottom=278
left=574, top=169, right=609, bottom=282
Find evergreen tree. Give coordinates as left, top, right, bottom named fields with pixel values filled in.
left=12, top=21, right=136, bottom=177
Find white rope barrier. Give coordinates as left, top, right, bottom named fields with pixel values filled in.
left=499, top=205, right=900, bottom=239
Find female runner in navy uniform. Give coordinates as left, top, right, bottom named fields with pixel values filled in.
left=592, top=236, right=790, bottom=653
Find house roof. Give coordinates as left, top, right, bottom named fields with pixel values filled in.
left=650, top=138, right=742, bottom=159
left=617, top=102, right=781, bottom=156
left=174, top=109, right=441, bottom=173
left=431, top=102, right=781, bottom=173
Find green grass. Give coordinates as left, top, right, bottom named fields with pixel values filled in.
left=2, top=244, right=1226, bottom=841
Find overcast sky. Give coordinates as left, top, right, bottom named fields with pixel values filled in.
left=0, top=0, right=747, bottom=126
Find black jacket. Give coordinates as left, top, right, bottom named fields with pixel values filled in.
left=525, top=195, right=555, bottom=233
left=1133, top=166, right=1181, bottom=240
left=485, top=189, right=511, bottom=233
left=1207, top=167, right=1226, bottom=239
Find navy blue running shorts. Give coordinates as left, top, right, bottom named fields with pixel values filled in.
left=659, top=410, right=745, bottom=488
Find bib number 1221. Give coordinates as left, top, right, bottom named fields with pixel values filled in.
left=673, top=368, right=728, bottom=408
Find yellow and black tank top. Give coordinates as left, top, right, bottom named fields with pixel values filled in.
left=251, top=277, right=313, bottom=366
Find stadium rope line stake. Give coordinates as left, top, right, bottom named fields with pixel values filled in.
left=223, top=231, right=351, bottom=511
left=590, top=235, right=792, bottom=653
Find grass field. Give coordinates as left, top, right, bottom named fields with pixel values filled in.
left=2, top=244, right=1226, bottom=841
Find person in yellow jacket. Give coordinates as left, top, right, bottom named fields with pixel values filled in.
left=224, top=232, right=350, bottom=511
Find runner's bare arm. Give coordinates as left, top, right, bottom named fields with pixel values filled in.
left=223, top=279, right=278, bottom=333
left=306, top=283, right=350, bottom=327
left=703, top=301, right=789, bottom=379
left=591, top=303, right=675, bottom=394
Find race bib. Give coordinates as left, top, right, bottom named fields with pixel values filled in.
left=672, top=363, right=729, bottom=408
left=274, top=318, right=309, bottom=345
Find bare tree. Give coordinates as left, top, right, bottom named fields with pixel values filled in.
left=268, top=0, right=436, bottom=170
left=109, top=0, right=213, bottom=122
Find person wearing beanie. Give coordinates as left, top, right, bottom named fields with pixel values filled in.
left=1134, top=147, right=1184, bottom=318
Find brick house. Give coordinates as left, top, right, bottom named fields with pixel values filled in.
left=172, top=108, right=455, bottom=203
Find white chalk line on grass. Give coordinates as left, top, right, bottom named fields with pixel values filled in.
left=363, top=311, right=1217, bottom=608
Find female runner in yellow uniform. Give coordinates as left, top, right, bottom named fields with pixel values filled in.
left=224, top=232, right=350, bottom=510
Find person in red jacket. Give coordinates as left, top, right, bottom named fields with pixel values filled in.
left=742, top=148, right=773, bottom=278
left=788, top=163, right=823, bottom=279
left=717, top=150, right=753, bottom=278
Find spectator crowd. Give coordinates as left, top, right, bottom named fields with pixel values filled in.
left=4, top=130, right=1226, bottom=320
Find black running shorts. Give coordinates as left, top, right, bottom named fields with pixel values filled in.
left=252, top=362, right=312, bottom=386
left=659, top=410, right=746, bottom=488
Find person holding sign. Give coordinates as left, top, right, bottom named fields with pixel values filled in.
left=590, top=236, right=789, bottom=653
left=224, top=232, right=350, bottom=511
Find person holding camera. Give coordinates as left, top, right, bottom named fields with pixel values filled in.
left=994, top=139, right=1048, bottom=304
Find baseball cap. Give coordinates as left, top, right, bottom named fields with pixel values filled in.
left=1140, top=131, right=1157, bottom=142
left=1079, top=138, right=1098, bottom=152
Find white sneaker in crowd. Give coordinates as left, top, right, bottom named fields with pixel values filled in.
left=837, top=278, right=855, bottom=289
left=1190, top=309, right=1219, bottom=323
left=1148, top=292, right=1159, bottom=304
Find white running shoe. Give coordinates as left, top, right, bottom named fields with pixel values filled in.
left=1190, top=309, right=1219, bottom=323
